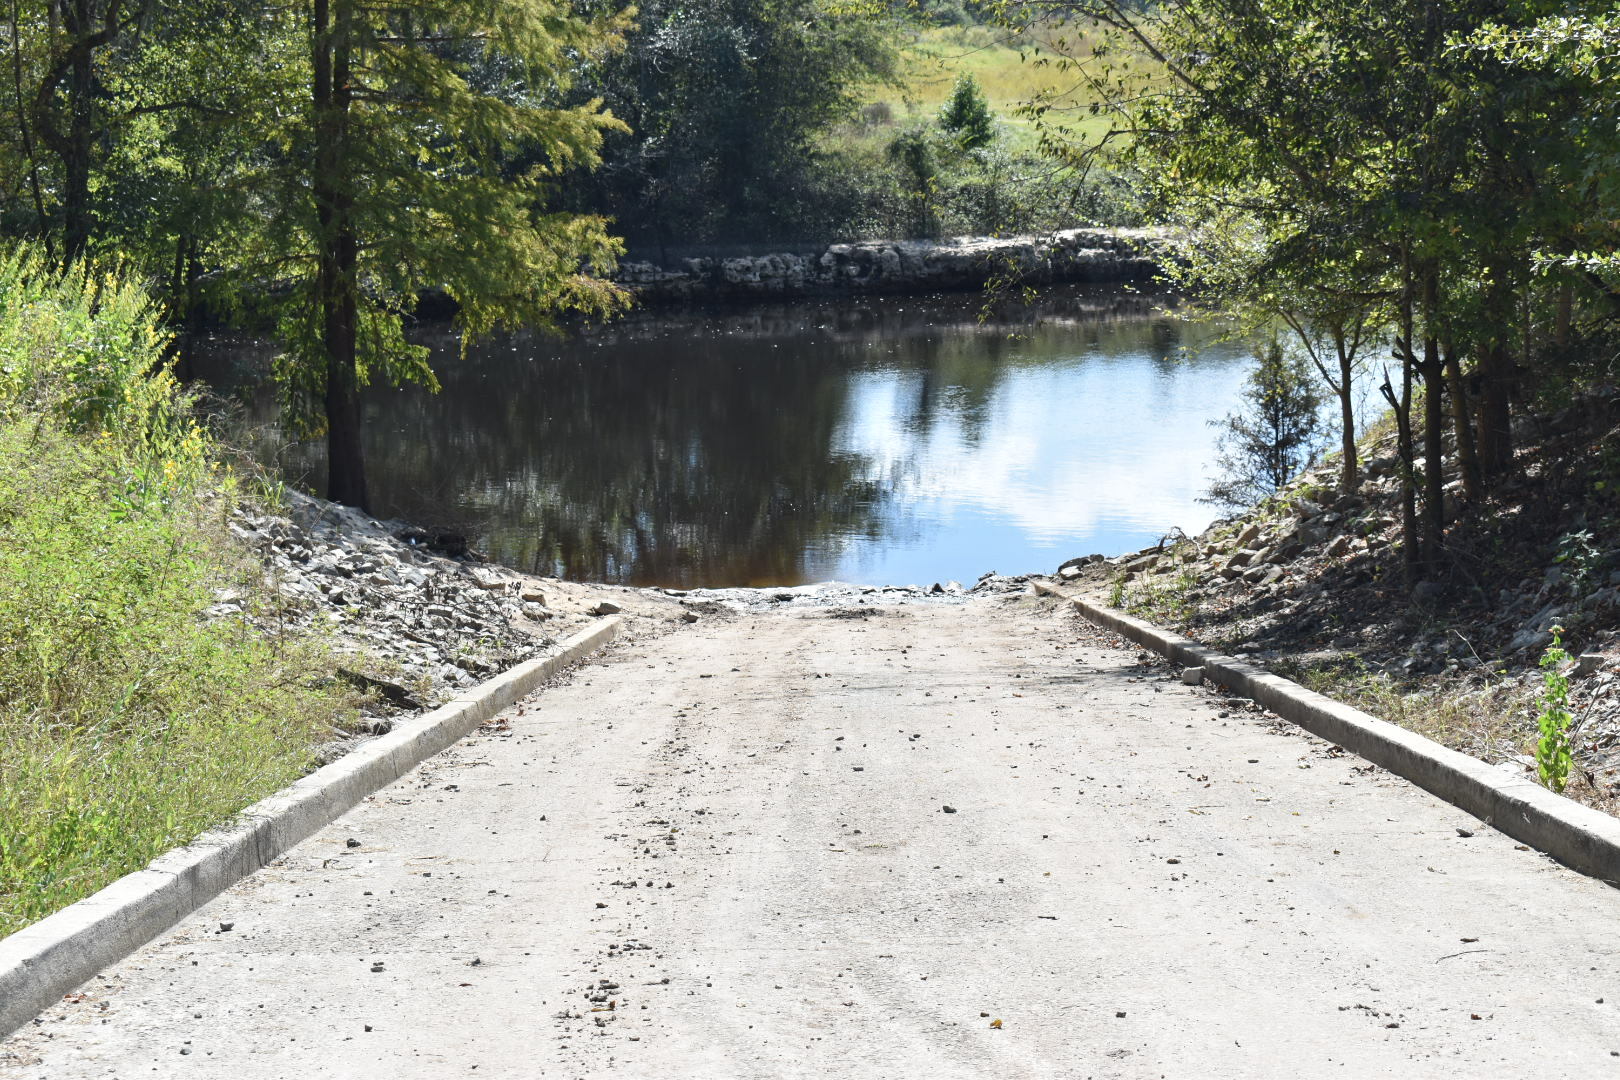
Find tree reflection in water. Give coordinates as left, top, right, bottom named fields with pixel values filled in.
left=201, top=287, right=1248, bottom=587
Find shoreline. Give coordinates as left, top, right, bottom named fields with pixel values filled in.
left=613, top=228, right=1165, bottom=304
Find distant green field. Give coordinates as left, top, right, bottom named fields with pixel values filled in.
left=864, top=24, right=1118, bottom=149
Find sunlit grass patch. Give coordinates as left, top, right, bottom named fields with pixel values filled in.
left=902, top=25, right=1097, bottom=111
left=859, top=24, right=1111, bottom=144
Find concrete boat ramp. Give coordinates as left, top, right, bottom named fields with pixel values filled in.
left=3, top=592, right=1618, bottom=1078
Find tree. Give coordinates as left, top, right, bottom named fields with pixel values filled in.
left=564, top=0, right=902, bottom=247
left=1205, top=339, right=1324, bottom=511
left=0, top=2, right=632, bottom=509
left=1468, top=14, right=1620, bottom=334
left=95, top=0, right=293, bottom=377
left=25, top=0, right=138, bottom=261
left=1166, top=210, right=1381, bottom=496
left=992, top=0, right=1593, bottom=580
left=939, top=73, right=994, bottom=152
left=241, top=0, right=632, bottom=509
left=886, top=125, right=937, bottom=237
left=6, top=0, right=240, bottom=264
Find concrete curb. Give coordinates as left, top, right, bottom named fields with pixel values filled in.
left=0, top=617, right=624, bottom=1039
left=1035, top=581, right=1620, bottom=884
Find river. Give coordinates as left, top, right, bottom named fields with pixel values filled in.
left=201, top=287, right=1253, bottom=588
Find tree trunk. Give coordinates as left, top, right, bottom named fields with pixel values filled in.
left=1409, top=267, right=1446, bottom=574
left=1333, top=326, right=1357, bottom=493
left=313, top=0, right=367, bottom=509
left=1554, top=277, right=1572, bottom=347
left=1418, top=334, right=1446, bottom=573
left=166, top=233, right=188, bottom=378
left=29, top=0, right=130, bottom=262
left=322, top=240, right=365, bottom=508
left=1381, top=363, right=1419, bottom=588
left=168, top=233, right=203, bottom=383
left=1474, top=268, right=1515, bottom=478
left=10, top=0, right=46, bottom=236
left=1443, top=341, right=1480, bottom=502
left=1387, top=271, right=1420, bottom=586
left=61, top=6, right=92, bottom=262
left=182, top=237, right=202, bottom=376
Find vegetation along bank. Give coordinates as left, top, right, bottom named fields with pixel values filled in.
left=1056, top=384, right=1620, bottom=816
left=0, top=256, right=698, bottom=938
left=0, top=256, right=350, bottom=938
left=998, top=0, right=1620, bottom=820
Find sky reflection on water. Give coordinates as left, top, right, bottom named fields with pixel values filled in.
left=821, top=346, right=1248, bottom=584
left=207, top=288, right=1252, bottom=588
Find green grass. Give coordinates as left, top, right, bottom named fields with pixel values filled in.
left=1117, top=569, right=1201, bottom=624
left=824, top=19, right=1154, bottom=237
left=0, top=251, right=352, bottom=937
left=904, top=26, right=1092, bottom=109
left=821, top=19, right=1144, bottom=237
left=862, top=24, right=1126, bottom=151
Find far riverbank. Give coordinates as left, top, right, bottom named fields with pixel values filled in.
left=613, top=228, right=1165, bottom=303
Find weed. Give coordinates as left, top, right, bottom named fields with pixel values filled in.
left=1553, top=529, right=1603, bottom=593
left=1277, top=657, right=1532, bottom=765
left=0, top=250, right=352, bottom=937
left=1108, top=574, right=1126, bottom=608
left=1120, top=571, right=1200, bottom=624
left=1535, top=628, right=1574, bottom=793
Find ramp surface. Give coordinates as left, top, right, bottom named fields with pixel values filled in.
left=4, top=594, right=1618, bottom=1078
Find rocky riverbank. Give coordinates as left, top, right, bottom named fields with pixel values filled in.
left=1046, top=386, right=1620, bottom=811
left=614, top=228, right=1164, bottom=303
left=230, top=490, right=696, bottom=755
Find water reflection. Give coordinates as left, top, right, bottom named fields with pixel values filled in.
left=201, top=288, right=1251, bottom=587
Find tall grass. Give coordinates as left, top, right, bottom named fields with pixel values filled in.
left=890, top=25, right=1096, bottom=116
left=0, top=249, right=349, bottom=937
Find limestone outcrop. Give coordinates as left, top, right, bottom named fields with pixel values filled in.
left=614, top=228, right=1164, bottom=302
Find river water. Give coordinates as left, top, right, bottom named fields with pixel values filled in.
left=203, top=287, right=1253, bottom=588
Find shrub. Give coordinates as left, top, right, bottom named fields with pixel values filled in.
left=0, top=249, right=349, bottom=937
left=939, top=73, right=996, bottom=151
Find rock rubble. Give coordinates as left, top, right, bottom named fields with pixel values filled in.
left=228, top=492, right=557, bottom=725
left=671, top=571, right=1034, bottom=612
left=227, top=490, right=695, bottom=749
left=615, top=229, right=1163, bottom=303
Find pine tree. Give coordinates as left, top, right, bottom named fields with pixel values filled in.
left=1204, top=340, right=1324, bottom=510
left=938, top=74, right=994, bottom=152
